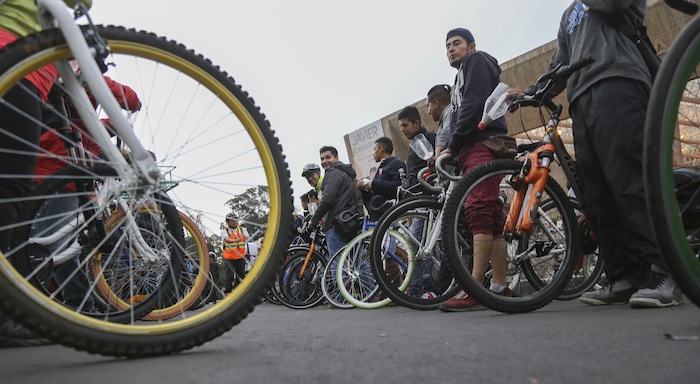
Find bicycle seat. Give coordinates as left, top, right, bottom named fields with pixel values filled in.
left=673, top=167, right=700, bottom=188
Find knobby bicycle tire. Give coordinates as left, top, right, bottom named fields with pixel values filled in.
left=0, top=25, right=292, bottom=357
left=88, top=208, right=209, bottom=321
left=644, top=15, right=700, bottom=308
left=276, top=248, right=327, bottom=309
left=188, top=271, right=216, bottom=311
left=441, top=159, right=578, bottom=313
left=535, top=198, right=604, bottom=300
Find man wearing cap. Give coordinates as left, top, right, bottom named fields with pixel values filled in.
left=221, top=212, right=249, bottom=294
left=439, top=28, right=511, bottom=312
left=301, top=163, right=324, bottom=194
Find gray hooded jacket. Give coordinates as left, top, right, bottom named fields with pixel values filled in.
left=547, top=0, right=650, bottom=102
left=311, top=161, right=363, bottom=232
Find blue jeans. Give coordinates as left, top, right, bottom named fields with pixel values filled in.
left=325, top=227, right=347, bottom=258
left=408, top=215, right=432, bottom=296
left=31, top=192, right=95, bottom=311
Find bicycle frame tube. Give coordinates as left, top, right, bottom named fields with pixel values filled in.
left=37, top=0, right=160, bottom=186
left=298, top=242, right=316, bottom=278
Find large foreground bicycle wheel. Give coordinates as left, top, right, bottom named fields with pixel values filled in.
left=0, top=26, right=292, bottom=357
left=441, top=159, right=578, bottom=313
left=644, top=15, right=700, bottom=308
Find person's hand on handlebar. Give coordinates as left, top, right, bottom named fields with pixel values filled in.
left=429, top=147, right=451, bottom=169
left=506, top=88, right=525, bottom=102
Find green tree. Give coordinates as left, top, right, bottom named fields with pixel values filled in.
left=224, top=185, right=269, bottom=231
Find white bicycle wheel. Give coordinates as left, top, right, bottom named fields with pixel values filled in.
left=321, top=251, right=353, bottom=309
left=336, top=229, right=413, bottom=309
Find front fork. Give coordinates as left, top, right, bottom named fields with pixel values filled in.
left=504, top=144, right=555, bottom=237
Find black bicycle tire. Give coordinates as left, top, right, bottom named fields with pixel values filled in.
left=644, top=15, right=700, bottom=308
left=188, top=272, right=215, bottom=311
left=369, top=196, right=460, bottom=310
left=0, top=25, right=292, bottom=357
left=519, top=196, right=597, bottom=300
left=276, top=250, right=327, bottom=309
left=441, top=159, right=579, bottom=313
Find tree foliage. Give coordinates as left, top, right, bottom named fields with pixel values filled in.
left=224, top=185, right=269, bottom=230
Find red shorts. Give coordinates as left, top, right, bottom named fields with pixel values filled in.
left=457, top=141, right=504, bottom=237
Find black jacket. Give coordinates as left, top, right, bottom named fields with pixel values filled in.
left=361, top=156, right=405, bottom=202
left=312, top=161, right=362, bottom=232
left=448, top=51, right=508, bottom=155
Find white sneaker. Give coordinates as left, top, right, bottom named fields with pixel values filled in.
left=629, top=271, right=683, bottom=308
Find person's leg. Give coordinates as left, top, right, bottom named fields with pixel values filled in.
left=0, top=80, right=42, bottom=252
left=461, top=143, right=501, bottom=286
left=30, top=193, right=96, bottom=311
left=585, top=79, right=660, bottom=280
left=324, top=228, right=346, bottom=258
left=232, top=258, right=247, bottom=287
left=223, top=259, right=236, bottom=294
left=573, top=79, right=672, bottom=305
left=440, top=143, right=502, bottom=312
left=408, top=216, right=427, bottom=296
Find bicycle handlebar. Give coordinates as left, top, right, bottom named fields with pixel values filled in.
left=435, top=153, right=461, bottom=182
left=510, top=55, right=595, bottom=113
left=665, top=0, right=698, bottom=14
left=539, top=55, right=595, bottom=83
left=417, top=167, right=443, bottom=194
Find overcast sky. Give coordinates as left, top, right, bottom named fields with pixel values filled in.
left=89, top=0, right=570, bottom=211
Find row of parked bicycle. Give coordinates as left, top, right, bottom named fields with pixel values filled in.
left=268, top=159, right=603, bottom=312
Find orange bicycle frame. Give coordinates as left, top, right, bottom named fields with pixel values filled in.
left=504, top=143, right=556, bottom=235
left=298, top=241, right=316, bottom=278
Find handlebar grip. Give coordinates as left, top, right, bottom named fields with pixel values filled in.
left=665, top=0, right=699, bottom=15
left=554, top=56, right=595, bottom=80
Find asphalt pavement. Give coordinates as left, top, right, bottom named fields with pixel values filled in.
left=0, top=299, right=698, bottom=384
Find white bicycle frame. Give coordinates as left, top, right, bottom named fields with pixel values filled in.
left=16, top=0, right=167, bottom=266
left=28, top=178, right=164, bottom=266
left=37, top=0, right=160, bottom=186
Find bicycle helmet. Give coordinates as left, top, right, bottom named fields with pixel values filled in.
left=225, top=212, right=240, bottom=221
left=301, top=163, right=321, bottom=177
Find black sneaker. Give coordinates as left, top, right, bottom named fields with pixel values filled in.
left=579, top=278, right=637, bottom=305
left=0, top=314, right=52, bottom=348
left=629, top=271, right=684, bottom=308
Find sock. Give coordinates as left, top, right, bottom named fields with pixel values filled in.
left=490, top=283, right=506, bottom=294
